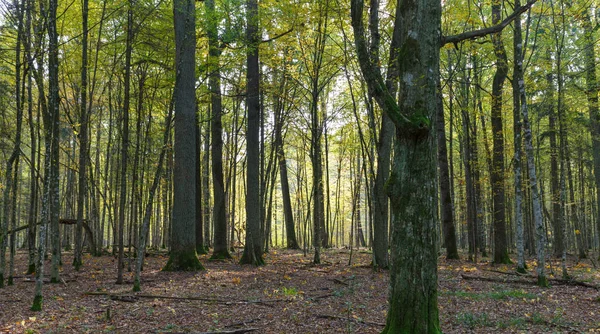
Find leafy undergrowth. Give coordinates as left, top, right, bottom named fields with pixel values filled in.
left=1, top=249, right=599, bottom=333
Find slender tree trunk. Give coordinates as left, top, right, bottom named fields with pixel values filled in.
left=134, top=96, right=173, bottom=291
left=582, top=9, right=600, bottom=260
left=438, top=80, right=459, bottom=260
left=1, top=0, right=24, bottom=287
left=74, top=0, right=89, bottom=270
left=33, top=0, right=60, bottom=309
left=275, top=84, right=299, bottom=249
left=206, top=0, right=230, bottom=259
left=26, top=0, right=37, bottom=274
left=195, top=108, right=207, bottom=254
left=117, top=1, right=133, bottom=284
left=512, top=3, right=526, bottom=273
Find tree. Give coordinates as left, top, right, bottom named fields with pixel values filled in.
left=32, top=0, right=60, bottom=310
left=490, top=0, right=511, bottom=265
left=273, top=57, right=300, bottom=250
left=0, top=0, right=25, bottom=288
left=582, top=8, right=600, bottom=261
left=74, top=0, right=90, bottom=271
left=134, top=99, right=173, bottom=291
left=116, top=0, right=133, bottom=284
left=205, top=0, right=231, bottom=260
left=351, top=0, right=441, bottom=330
left=240, top=0, right=264, bottom=266
left=438, top=82, right=459, bottom=261
left=163, top=0, right=204, bottom=271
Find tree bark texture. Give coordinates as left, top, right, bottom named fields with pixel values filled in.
left=163, top=0, right=204, bottom=271
left=351, top=0, right=441, bottom=330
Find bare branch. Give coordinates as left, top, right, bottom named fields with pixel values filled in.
left=441, top=0, right=537, bottom=47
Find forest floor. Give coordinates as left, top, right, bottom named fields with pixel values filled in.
left=1, top=248, right=599, bottom=333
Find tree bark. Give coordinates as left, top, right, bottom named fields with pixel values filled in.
left=240, top=0, right=264, bottom=266
left=74, top=0, right=89, bottom=270
left=117, top=1, right=133, bottom=284
left=491, top=0, right=511, bottom=264
left=206, top=0, right=231, bottom=260
left=163, top=0, right=204, bottom=271
left=582, top=9, right=600, bottom=260
left=351, top=0, right=441, bottom=330
left=437, top=81, right=459, bottom=260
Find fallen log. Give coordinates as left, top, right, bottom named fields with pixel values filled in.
left=85, top=291, right=286, bottom=305
left=461, top=274, right=598, bottom=289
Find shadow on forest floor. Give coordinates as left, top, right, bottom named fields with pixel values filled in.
left=0, top=249, right=599, bottom=333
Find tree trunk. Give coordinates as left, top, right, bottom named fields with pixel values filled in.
left=240, top=0, right=263, bottom=266
left=1, top=0, right=24, bottom=287
left=195, top=109, right=207, bottom=254
left=26, top=0, right=37, bottom=274
left=491, top=0, right=510, bottom=264
left=351, top=0, right=441, bottom=329
left=582, top=9, right=600, bottom=260
left=512, top=4, right=526, bottom=273
left=134, top=96, right=173, bottom=291
left=74, top=0, right=89, bottom=270
left=438, top=80, right=459, bottom=260
left=33, top=0, right=60, bottom=309
left=163, top=0, right=203, bottom=271
left=206, top=0, right=230, bottom=260
left=117, top=1, right=133, bottom=284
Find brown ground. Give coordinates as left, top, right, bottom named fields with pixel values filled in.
left=0, top=248, right=599, bottom=333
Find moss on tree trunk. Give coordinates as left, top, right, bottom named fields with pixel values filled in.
left=162, top=249, right=204, bottom=271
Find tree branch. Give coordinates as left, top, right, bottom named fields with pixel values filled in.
left=261, top=28, right=294, bottom=44
left=441, top=0, right=537, bottom=46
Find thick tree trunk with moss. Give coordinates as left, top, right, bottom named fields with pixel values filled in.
left=491, top=0, right=511, bottom=264
left=241, top=0, right=264, bottom=266
left=164, top=0, right=204, bottom=272
left=351, top=0, right=441, bottom=330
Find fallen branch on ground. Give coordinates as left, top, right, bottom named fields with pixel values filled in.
left=316, top=314, right=385, bottom=326
left=461, top=274, right=598, bottom=289
left=225, top=318, right=259, bottom=328
left=482, top=269, right=534, bottom=277
left=85, top=291, right=287, bottom=305
left=171, top=329, right=258, bottom=334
